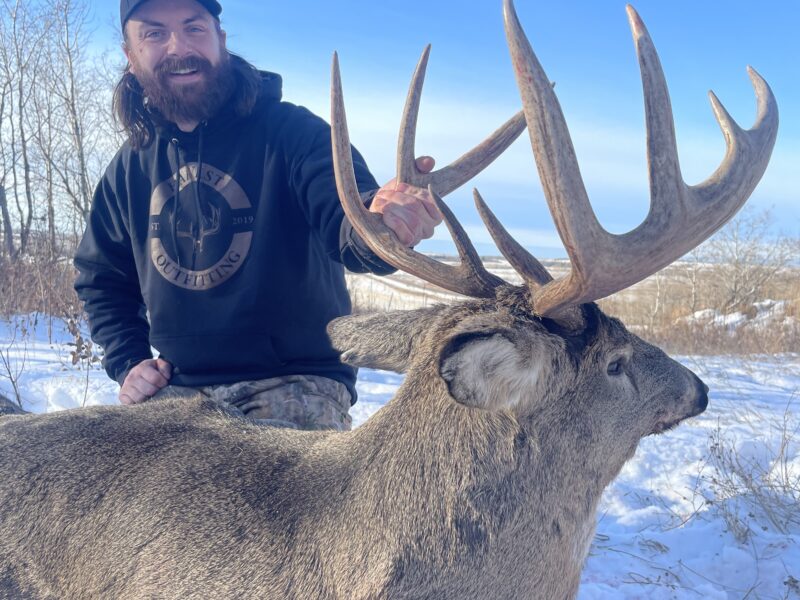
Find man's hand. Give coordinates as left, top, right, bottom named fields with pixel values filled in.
left=119, top=358, right=172, bottom=405
left=369, top=156, right=443, bottom=247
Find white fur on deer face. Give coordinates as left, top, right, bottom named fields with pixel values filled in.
left=438, top=319, right=563, bottom=412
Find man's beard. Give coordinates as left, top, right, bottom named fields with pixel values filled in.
left=135, top=53, right=235, bottom=125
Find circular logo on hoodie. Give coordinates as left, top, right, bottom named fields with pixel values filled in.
left=149, top=163, right=254, bottom=290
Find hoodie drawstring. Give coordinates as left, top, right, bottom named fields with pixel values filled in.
left=169, top=124, right=207, bottom=271
left=170, top=137, right=182, bottom=270
left=192, top=125, right=206, bottom=267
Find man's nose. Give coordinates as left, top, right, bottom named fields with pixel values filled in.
left=166, top=31, right=191, bottom=56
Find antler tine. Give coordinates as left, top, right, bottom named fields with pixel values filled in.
left=397, top=46, right=528, bottom=196
left=628, top=5, right=683, bottom=218
left=473, top=189, right=553, bottom=287
left=431, top=186, right=506, bottom=292
left=397, top=45, right=430, bottom=185
left=693, top=66, right=777, bottom=216
left=627, top=7, right=778, bottom=254
left=503, top=0, right=778, bottom=317
left=331, top=53, right=504, bottom=299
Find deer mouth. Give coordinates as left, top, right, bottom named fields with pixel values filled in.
left=650, top=416, right=684, bottom=436
left=650, top=397, right=707, bottom=436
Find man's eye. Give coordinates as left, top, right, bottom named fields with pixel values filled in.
left=144, top=31, right=163, bottom=39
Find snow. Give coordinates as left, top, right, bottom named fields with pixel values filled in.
left=1, top=315, right=799, bottom=598
left=682, top=300, right=796, bottom=334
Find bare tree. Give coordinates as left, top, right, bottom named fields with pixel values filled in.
left=0, top=11, right=16, bottom=258
left=0, top=0, right=116, bottom=263
left=1, top=1, right=53, bottom=255
left=703, top=207, right=795, bottom=313
left=40, top=0, right=111, bottom=226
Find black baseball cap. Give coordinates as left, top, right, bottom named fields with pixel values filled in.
left=120, top=0, right=222, bottom=29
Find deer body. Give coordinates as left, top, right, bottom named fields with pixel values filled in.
left=1, top=297, right=705, bottom=599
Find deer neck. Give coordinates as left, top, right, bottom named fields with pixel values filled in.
left=344, top=380, right=612, bottom=594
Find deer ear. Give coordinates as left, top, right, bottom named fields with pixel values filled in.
left=439, top=330, right=537, bottom=411
left=327, top=306, right=446, bottom=373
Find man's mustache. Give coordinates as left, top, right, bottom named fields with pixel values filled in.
left=155, top=56, right=213, bottom=78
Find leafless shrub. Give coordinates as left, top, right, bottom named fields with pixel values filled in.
left=0, top=248, right=81, bottom=321
left=703, top=208, right=796, bottom=314
left=64, top=314, right=101, bottom=370
left=1, top=0, right=117, bottom=260
left=699, top=408, right=800, bottom=544
left=0, top=313, right=31, bottom=406
left=0, top=244, right=102, bottom=373
left=600, top=210, right=798, bottom=355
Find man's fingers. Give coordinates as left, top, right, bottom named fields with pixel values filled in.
left=139, top=367, right=168, bottom=388
left=415, top=190, right=443, bottom=223
left=119, top=358, right=171, bottom=406
left=378, top=189, right=442, bottom=228
left=378, top=185, right=442, bottom=224
left=414, top=156, right=435, bottom=174
left=382, top=211, right=415, bottom=246
left=119, top=384, right=148, bottom=405
left=120, top=379, right=157, bottom=405
left=130, top=377, right=161, bottom=398
left=155, top=359, right=172, bottom=379
left=372, top=158, right=442, bottom=247
left=417, top=221, right=434, bottom=243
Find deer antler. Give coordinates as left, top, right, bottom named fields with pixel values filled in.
left=398, top=46, right=528, bottom=196
left=331, top=50, right=521, bottom=298
left=497, top=0, right=778, bottom=316
left=331, top=3, right=777, bottom=315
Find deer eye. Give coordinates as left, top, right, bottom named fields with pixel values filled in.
left=607, top=359, right=625, bottom=376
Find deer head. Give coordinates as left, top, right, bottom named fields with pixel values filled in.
left=327, top=3, right=776, bottom=590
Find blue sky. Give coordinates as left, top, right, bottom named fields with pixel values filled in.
left=90, top=0, right=798, bottom=257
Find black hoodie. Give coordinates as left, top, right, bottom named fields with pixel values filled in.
left=74, top=70, right=392, bottom=402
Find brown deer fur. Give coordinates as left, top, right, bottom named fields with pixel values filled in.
left=0, top=289, right=707, bottom=599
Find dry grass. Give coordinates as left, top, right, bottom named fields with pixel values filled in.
left=699, top=408, right=800, bottom=545
left=348, top=258, right=799, bottom=355
left=2, top=242, right=797, bottom=357
left=0, top=255, right=83, bottom=323
left=600, top=261, right=799, bottom=355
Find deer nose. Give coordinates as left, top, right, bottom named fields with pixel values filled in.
left=691, top=374, right=709, bottom=414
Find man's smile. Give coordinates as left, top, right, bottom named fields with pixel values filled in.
left=167, top=69, right=203, bottom=83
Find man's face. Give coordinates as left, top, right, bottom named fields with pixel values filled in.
left=124, top=0, right=231, bottom=125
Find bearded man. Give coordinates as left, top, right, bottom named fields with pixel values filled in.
left=74, top=0, right=442, bottom=430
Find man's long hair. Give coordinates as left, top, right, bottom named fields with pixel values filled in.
left=113, top=53, right=262, bottom=150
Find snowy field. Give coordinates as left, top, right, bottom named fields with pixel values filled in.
left=1, top=314, right=798, bottom=599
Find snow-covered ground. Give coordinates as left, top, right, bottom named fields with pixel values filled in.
left=1, top=314, right=798, bottom=599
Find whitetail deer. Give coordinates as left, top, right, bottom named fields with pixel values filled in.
left=0, top=1, right=777, bottom=598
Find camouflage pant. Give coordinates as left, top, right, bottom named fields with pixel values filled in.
left=151, top=375, right=352, bottom=431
